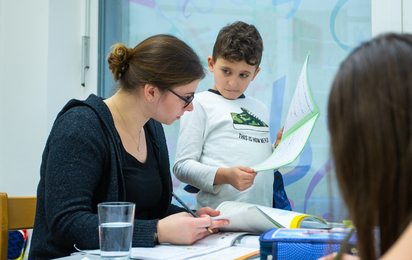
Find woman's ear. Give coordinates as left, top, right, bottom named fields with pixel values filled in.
left=207, top=56, right=214, bottom=73
left=142, top=84, right=157, bottom=102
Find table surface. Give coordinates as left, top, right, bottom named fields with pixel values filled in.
left=52, top=255, right=101, bottom=260
left=53, top=254, right=259, bottom=260
left=51, top=223, right=347, bottom=260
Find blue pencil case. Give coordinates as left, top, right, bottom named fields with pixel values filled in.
left=259, top=228, right=357, bottom=260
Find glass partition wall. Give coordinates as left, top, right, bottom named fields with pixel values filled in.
left=98, top=0, right=371, bottom=222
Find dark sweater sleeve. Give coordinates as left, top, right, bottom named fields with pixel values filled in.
left=132, top=219, right=159, bottom=247
left=41, top=107, right=108, bottom=250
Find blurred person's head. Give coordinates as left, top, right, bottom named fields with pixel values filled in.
left=328, top=33, right=412, bottom=259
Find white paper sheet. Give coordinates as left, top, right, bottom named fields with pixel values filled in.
left=253, top=115, right=317, bottom=172
left=283, top=61, right=316, bottom=134
left=250, top=53, right=319, bottom=172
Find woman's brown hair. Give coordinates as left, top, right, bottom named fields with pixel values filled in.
left=328, top=33, right=412, bottom=259
left=107, top=34, right=205, bottom=92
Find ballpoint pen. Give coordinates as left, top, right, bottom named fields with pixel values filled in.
left=172, top=192, right=214, bottom=233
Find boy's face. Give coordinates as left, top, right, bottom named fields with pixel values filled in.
left=207, top=56, right=260, bottom=100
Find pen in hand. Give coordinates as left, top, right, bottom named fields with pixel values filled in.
left=172, top=192, right=214, bottom=233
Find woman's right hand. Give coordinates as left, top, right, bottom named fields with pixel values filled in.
left=156, top=212, right=229, bottom=245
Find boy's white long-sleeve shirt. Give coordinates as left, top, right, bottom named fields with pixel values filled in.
left=173, top=90, right=274, bottom=209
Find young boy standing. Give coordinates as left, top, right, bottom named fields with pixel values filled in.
left=173, top=21, right=290, bottom=210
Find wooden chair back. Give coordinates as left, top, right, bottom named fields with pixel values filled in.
left=0, top=192, right=36, bottom=260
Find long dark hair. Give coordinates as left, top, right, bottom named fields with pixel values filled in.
left=107, top=34, right=205, bottom=92
left=328, top=33, right=412, bottom=259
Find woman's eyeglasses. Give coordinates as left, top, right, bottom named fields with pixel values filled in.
left=168, top=89, right=194, bottom=108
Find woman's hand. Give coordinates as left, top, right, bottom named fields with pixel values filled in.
left=195, top=206, right=220, bottom=218
left=157, top=211, right=229, bottom=245
left=196, top=206, right=227, bottom=232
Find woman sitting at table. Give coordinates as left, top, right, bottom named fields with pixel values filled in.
left=29, top=34, right=229, bottom=260
left=320, top=33, right=412, bottom=260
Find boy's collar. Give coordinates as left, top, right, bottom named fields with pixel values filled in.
left=208, top=89, right=245, bottom=99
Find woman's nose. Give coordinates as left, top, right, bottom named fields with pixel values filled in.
left=185, top=101, right=194, bottom=112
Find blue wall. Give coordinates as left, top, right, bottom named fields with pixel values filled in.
left=104, top=0, right=371, bottom=221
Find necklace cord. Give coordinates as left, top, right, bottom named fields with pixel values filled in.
left=112, top=98, right=142, bottom=152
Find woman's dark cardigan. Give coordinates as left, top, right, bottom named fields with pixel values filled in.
left=29, top=94, right=184, bottom=260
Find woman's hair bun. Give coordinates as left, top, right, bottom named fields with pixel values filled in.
left=106, top=34, right=205, bottom=91
left=107, top=43, right=131, bottom=82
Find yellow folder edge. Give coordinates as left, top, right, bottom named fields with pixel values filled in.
left=291, top=214, right=327, bottom=228
left=233, top=250, right=260, bottom=260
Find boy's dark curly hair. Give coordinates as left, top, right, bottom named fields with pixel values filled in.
left=212, top=21, right=263, bottom=69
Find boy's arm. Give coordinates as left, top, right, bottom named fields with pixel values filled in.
left=173, top=101, right=221, bottom=194
left=173, top=99, right=260, bottom=192
left=214, top=166, right=257, bottom=191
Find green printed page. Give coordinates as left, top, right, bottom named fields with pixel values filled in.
left=252, top=54, right=319, bottom=172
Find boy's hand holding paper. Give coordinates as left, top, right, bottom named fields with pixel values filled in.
left=215, top=166, right=257, bottom=191
left=253, top=53, right=320, bottom=172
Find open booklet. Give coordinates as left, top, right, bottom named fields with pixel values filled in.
left=73, top=232, right=259, bottom=260
left=211, top=201, right=329, bottom=234
left=131, top=231, right=259, bottom=260
left=189, top=233, right=260, bottom=260
left=252, top=53, right=319, bottom=172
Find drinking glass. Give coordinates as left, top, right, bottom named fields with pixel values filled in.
left=98, top=202, right=135, bottom=260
